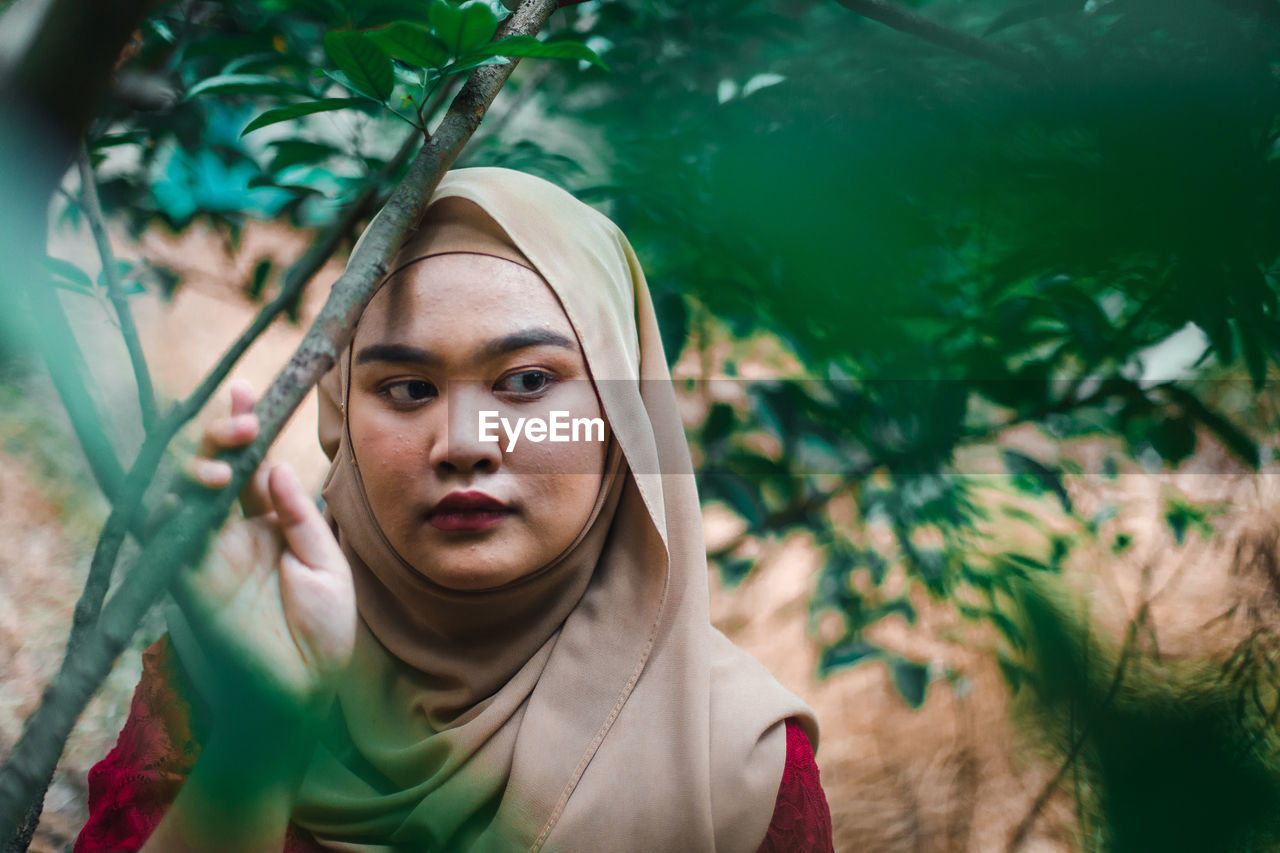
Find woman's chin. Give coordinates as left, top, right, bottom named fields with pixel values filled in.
left=408, top=552, right=530, bottom=591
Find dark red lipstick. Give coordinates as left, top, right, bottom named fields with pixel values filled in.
left=427, top=491, right=513, bottom=532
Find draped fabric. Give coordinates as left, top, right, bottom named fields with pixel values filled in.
left=73, top=639, right=835, bottom=853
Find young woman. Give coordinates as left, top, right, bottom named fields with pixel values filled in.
left=75, top=167, right=834, bottom=852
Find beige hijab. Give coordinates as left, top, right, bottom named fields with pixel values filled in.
left=294, top=167, right=816, bottom=852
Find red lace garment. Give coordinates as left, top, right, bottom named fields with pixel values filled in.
left=75, top=637, right=834, bottom=853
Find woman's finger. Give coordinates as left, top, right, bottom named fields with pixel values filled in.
left=239, top=461, right=274, bottom=519
left=197, top=413, right=260, bottom=458
left=188, top=379, right=273, bottom=517
left=267, top=464, right=346, bottom=574
left=226, top=379, right=274, bottom=517
left=198, top=379, right=260, bottom=456
left=229, top=378, right=256, bottom=418
left=182, top=455, right=233, bottom=489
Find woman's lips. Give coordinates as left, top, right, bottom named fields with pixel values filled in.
left=427, top=491, right=513, bottom=532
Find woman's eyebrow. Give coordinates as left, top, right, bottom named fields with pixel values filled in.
left=356, top=343, right=439, bottom=366
left=355, top=330, right=577, bottom=367
left=477, top=329, right=577, bottom=360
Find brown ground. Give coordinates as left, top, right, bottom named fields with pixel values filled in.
left=4, top=219, right=1278, bottom=851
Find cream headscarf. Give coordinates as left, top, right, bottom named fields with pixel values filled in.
left=295, top=167, right=816, bottom=852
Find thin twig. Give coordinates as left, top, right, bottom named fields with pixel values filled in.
left=421, top=76, right=459, bottom=136
left=76, top=140, right=158, bottom=431
left=0, top=0, right=561, bottom=836
left=833, top=0, right=1044, bottom=76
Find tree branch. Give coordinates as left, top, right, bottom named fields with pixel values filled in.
left=0, top=127, right=424, bottom=852
left=76, top=141, right=159, bottom=432
left=833, top=0, right=1044, bottom=76
left=172, top=128, right=421, bottom=436
left=0, top=0, right=561, bottom=837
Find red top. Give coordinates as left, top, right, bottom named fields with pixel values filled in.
left=75, top=637, right=833, bottom=852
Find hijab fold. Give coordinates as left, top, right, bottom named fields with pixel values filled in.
left=207, top=167, right=816, bottom=852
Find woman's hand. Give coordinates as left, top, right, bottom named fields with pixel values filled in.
left=143, top=383, right=355, bottom=852
left=176, top=379, right=356, bottom=734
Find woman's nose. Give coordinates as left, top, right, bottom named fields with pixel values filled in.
left=428, top=381, right=503, bottom=474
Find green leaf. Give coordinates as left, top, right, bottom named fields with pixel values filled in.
left=90, top=131, right=146, bottom=150
left=986, top=610, right=1025, bottom=650
left=820, top=641, right=880, bottom=673
left=702, top=402, right=735, bottom=445
left=366, top=22, right=449, bottom=68
left=999, top=552, right=1048, bottom=575
left=998, top=652, right=1027, bottom=693
left=266, top=140, right=339, bottom=173
left=324, top=30, right=394, bottom=102
left=247, top=258, right=272, bottom=300
left=1147, top=417, right=1197, bottom=467
left=1002, top=449, right=1071, bottom=512
left=429, top=0, right=498, bottom=56
left=241, top=98, right=369, bottom=135
left=891, top=658, right=929, bottom=708
left=43, top=256, right=95, bottom=295
left=184, top=73, right=304, bottom=100
left=702, top=468, right=765, bottom=531
left=715, top=556, right=755, bottom=587
left=222, top=51, right=289, bottom=75
left=466, top=34, right=609, bottom=69
left=440, top=54, right=508, bottom=78
left=1163, top=496, right=1215, bottom=546
left=248, top=175, right=327, bottom=198
left=97, top=259, right=136, bottom=291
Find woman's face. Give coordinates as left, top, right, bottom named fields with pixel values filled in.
left=347, top=253, right=608, bottom=590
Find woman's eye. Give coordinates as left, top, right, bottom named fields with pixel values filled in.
left=383, top=379, right=437, bottom=404
left=497, top=370, right=552, bottom=396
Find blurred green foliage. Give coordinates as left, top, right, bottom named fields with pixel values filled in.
left=26, top=0, right=1280, bottom=841
left=1015, top=579, right=1280, bottom=851
left=43, top=0, right=1280, bottom=691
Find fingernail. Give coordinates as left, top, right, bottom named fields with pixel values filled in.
left=201, top=460, right=230, bottom=483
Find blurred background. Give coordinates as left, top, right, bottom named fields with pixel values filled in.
left=5, top=0, right=1280, bottom=849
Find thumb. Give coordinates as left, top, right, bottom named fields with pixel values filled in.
left=267, top=464, right=345, bottom=573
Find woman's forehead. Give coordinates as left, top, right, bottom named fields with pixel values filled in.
left=354, top=252, right=579, bottom=350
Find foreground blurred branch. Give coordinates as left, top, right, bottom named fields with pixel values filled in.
left=76, top=141, right=158, bottom=432
left=0, top=0, right=160, bottom=504
left=0, top=0, right=561, bottom=839
left=833, top=0, right=1043, bottom=75
left=3, top=107, right=419, bottom=853
left=19, top=280, right=128, bottom=501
